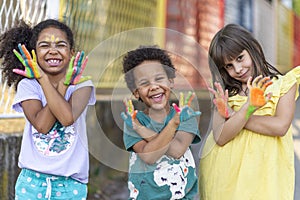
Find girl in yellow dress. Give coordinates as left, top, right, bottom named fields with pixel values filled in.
left=199, top=23, right=300, bottom=200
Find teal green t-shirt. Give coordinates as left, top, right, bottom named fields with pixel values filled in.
left=123, top=107, right=200, bottom=199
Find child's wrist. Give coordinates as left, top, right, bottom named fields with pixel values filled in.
left=37, top=74, right=49, bottom=85
left=170, top=117, right=180, bottom=127
left=225, top=110, right=235, bottom=119
left=246, top=105, right=256, bottom=119
left=133, top=124, right=144, bottom=131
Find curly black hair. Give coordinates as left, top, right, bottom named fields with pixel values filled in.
left=0, top=19, right=74, bottom=91
left=122, top=45, right=176, bottom=92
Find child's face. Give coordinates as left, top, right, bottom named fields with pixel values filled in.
left=133, top=61, right=173, bottom=111
left=35, top=27, right=74, bottom=76
left=223, top=50, right=253, bottom=83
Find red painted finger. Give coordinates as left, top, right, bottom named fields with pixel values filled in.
left=172, top=103, right=181, bottom=113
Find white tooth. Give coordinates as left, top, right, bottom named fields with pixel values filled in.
left=48, top=59, right=60, bottom=64
left=153, top=94, right=162, bottom=98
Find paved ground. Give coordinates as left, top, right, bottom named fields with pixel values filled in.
left=292, top=98, right=300, bottom=200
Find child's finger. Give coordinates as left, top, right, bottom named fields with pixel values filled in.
left=17, top=44, right=25, bottom=57
left=128, top=99, right=133, bottom=113
left=187, top=92, right=195, bottom=107
left=179, top=92, right=184, bottom=107
left=208, top=87, right=217, bottom=96
left=184, top=91, right=193, bottom=105
left=261, top=80, right=273, bottom=91
left=172, top=103, right=181, bottom=113
left=66, top=56, right=75, bottom=73
left=20, top=45, right=32, bottom=69
left=214, top=82, right=223, bottom=94
left=257, top=76, right=270, bottom=88
left=30, top=50, right=41, bottom=78
left=73, top=52, right=83, bottom=79
left=64, top=56, right=75, bottom=85
left=21, top=45, right=32, bottom=60
left=72, top=56, right=89, bottom=84
left=224, top=89, right=229, bottom=100
left=265, top=92, right=272, bottom=102
left=251, top=75, right=262, bottom=87
left=123, top=98, right=129, bottom=112
left=120, top=112, right=129, bottom=121
left=80, top=56, right=88, bottom=71
left=77, top=51, right=85, bottom=68
left=132, top=110, right=137, bottom=120
left=247, top=76, right=253, bottom=89
left=13, top=49, right=25, bottom=64
left=12, top=69, right=26, bottom=76
left=73, top=52, right=81, bottom=68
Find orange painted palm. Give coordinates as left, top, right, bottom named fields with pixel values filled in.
left=214, top=98, right=229, bottom=118
left=208, top=82, right=230, bottom=119
left=246, top=76, right=273, bottom=119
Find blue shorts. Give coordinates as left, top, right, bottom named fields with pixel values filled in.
left=15, top=168, right=87, bottom=200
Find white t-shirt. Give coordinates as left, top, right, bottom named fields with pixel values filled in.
left=13, top=78, right=96, bottom=183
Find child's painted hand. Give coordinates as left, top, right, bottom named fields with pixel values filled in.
left=208, top=82, right=230, bottom=119
left=13, top=44, right=42, bottom=78
left=172, top=91, right=201, bottom=122
left=64, top=51, right=91, bottom=85
left=246, top=75, right=273, bottom=119
left=121, top=98, right=138, bottom=128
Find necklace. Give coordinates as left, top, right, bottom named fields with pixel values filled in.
left=242, top=87, right=249, bottom=96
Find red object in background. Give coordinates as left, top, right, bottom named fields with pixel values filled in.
left=165, top=0, right=224, bottom=90
left=293, top=14, right=300, bottom=67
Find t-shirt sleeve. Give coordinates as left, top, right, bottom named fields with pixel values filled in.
left=178, top=116, right=201, bottom=144
left=280, top=66, right=300, bottom=99
left=123, top=122, right=143, bottom=152
left=12, top=79, right=41, bottom=112
left=74, top=80, right=96, bottom=105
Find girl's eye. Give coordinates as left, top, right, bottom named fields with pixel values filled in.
left=56, top=43, right=68, bottom=48
left=236, top=54, right=243, bottom=61
left=224, top=64, right=233, bottom=70
left=39, top=43, right=50, bottom=48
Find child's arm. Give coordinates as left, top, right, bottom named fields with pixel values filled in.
left=122, top=94, right=200, bottom=163
left=15, top=45, right=92, bottom=133
left=21, top=75, right=92, bottom=133
left=244, top=84, right=296, bottom=136
left=36, top=52, right=92, bottom=128
left=208, top=82, right=233, bottom=119
left=13, top=44, right=62, bottom=132
left=133, top=120, right=195, bottom=159
left=39, top=76, right=92, bottom=125
left=209, top=82, right=248, bottom=146
left=211, top=102, right=249, bottom=146
left=165, top=131, right=195, bottom=159
left=132, top=115, right=179, bottom=165
left=210, top=76, right=273, bottom=146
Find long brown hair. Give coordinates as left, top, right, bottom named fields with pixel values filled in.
left=208, top=24, right=281, bottom=96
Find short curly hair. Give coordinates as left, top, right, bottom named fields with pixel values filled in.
left=122, top=45, right=176, bottom=92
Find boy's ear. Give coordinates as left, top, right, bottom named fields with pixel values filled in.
left=169, top=79, right=174, bottom=88
left=133, top=89, right=140, bottom=99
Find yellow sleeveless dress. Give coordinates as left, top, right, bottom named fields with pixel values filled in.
left=199, top=66, right=300, bottom=200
